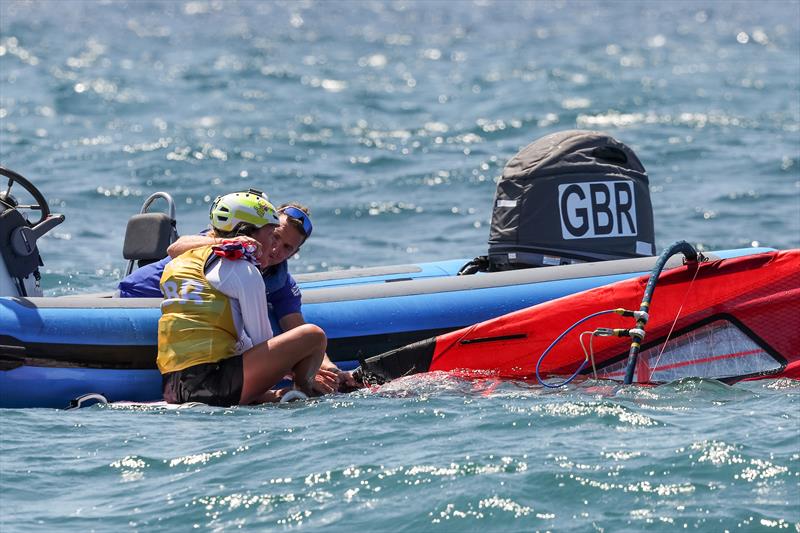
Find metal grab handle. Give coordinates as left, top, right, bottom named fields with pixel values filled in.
left=139, top=192, right=176, bottom=220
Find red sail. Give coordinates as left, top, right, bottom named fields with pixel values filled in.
left=428, top=250, right=799, bottom=383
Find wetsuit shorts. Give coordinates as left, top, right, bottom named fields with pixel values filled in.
left=162, top=355, right=243, bottom=407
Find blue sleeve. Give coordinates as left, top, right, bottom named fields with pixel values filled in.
left=118, top=229, right=210, bottom=298
left=117, top=257, right=171, bottom=298
left=267, top=273, right=302, bottom=320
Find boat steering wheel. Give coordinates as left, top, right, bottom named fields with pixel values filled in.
left=0, top=166, right=51, bottom=226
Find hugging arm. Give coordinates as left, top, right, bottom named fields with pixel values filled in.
left=168, top=234, right=263, bottom=258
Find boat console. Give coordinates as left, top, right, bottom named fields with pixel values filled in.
left=0, top=166, right=64, bottom=297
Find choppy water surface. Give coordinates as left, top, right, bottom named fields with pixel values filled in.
left=1, top=1, right=799, bottom=531
left=2, top=378, right=798, bottom=531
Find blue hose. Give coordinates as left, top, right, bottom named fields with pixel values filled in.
left=536, top=309, right=617, bottom=388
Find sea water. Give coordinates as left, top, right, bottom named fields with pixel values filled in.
left=1, top=1, right=798, bottom=531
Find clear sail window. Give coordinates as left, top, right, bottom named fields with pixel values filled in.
left=597, top=319, right=783, bottom=383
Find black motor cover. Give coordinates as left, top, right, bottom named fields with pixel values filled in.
left=488, top=130, right=655, bottom=269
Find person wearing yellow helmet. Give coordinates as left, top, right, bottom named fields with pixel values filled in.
left=157, top=189, right=327, bottom=405
left=119, top=191, right=351, bottom=394
left=163, top=199, right=351, bottom=394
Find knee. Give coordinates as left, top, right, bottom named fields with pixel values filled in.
left=299, top=323, right=327, bottom=348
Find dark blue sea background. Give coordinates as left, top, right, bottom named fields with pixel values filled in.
left=1, top=1, right=798, bottom=531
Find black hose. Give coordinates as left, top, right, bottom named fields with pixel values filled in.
left=622, top=240, right=700, bottom=384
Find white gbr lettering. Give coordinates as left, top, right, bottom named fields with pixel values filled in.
left=558, top=181, right=637, bottom=239
left=161, top=279, right=205, bottom=305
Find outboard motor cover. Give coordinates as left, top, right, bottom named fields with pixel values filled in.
left=488, top=129, right=655, bottom=270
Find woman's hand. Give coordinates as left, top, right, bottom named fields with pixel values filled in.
left=311, top=368, right=339, bottom=395
left=337, top=371, right=361, bottom=391
left=226, top=235, right=263, bottom=258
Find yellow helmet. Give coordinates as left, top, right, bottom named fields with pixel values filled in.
left=209, top=189, right=279, bottom=233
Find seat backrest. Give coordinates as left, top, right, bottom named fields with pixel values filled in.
left=123, top=212, right=178, bottom=270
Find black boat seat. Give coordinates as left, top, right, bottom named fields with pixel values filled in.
left=122, top=192, right=178, bottom=276
left=123, top=213, right=176, bottom=267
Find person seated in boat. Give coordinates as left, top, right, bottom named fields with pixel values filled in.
left=158, top=190, right=327, bottom=405
left=118, top=193, right=351, bottom=394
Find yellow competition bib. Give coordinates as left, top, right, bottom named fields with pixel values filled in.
left=156, top=246, right=238, bottom=374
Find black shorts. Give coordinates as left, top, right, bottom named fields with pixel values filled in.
left=162, top=356, right=243, bottom=407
